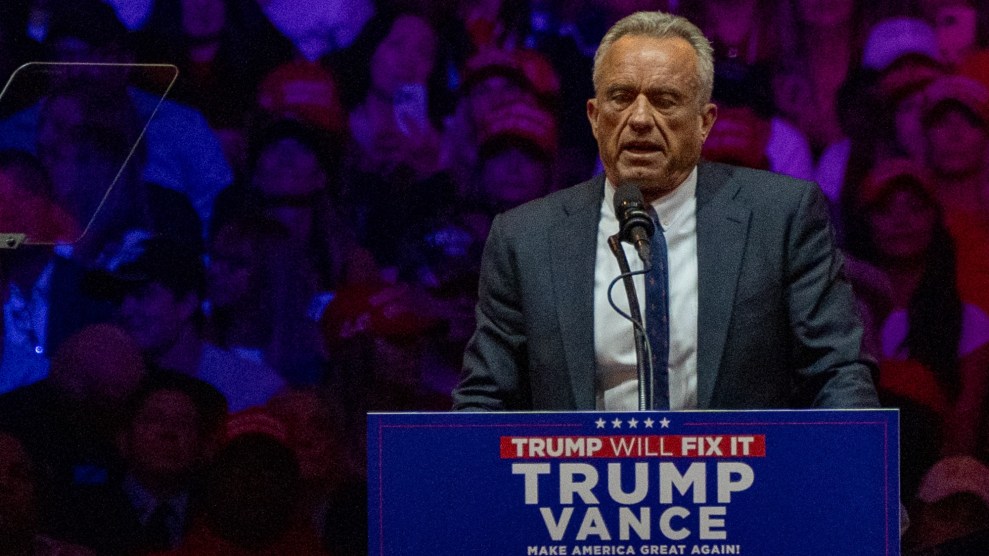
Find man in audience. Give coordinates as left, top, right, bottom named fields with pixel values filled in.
left=160, top=409, right=327, bottom=555
left=55, top=372, right=226, bottom=555
left=91, top=236, right=286, bottom=411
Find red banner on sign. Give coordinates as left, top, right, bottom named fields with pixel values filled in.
left=500, top=435, right=767, bottom=459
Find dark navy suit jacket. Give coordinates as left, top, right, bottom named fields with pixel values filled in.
left=453, top=161, right=879, bottom=410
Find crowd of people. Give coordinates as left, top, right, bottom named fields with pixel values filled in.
left=0, top=0, right=987, bottom=553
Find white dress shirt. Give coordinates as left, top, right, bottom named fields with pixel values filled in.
left=594, top=169, right=699, bottom=410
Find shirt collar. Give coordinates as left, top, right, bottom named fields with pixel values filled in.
left=603, top=167, right=698, bottom=230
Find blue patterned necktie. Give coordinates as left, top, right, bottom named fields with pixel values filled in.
left=645, top=208, right=670, bottom=409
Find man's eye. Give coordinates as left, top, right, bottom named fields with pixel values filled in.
left=610, top=93, right=633, bottom=106
left=653, top=96, right=677, bottom=109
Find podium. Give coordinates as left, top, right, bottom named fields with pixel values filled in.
left=368, top=410, right=899, bottom=555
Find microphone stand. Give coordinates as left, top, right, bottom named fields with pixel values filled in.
left=608, top=234, right=652, bottom=410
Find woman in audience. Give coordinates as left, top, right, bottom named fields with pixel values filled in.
left=330, top=8, right=459, bottom=268
left=215, top=120, right=376, bottom=383
left=204, top=209, right=305, bottom=379
left=847, top=159, right=989, bottom=497
left=333, top=8, right=451, bottom=184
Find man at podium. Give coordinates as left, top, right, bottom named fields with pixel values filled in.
left=453, top=11, right=879, bottom=412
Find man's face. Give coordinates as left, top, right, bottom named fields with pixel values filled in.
left=118, top=282, right=197, bottom=356
left=124, top=390, right=203, bottom=479
left=587, top=35, right=716, bottom=200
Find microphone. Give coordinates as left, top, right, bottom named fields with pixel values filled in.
left=613, top=182, right=655, bottom=264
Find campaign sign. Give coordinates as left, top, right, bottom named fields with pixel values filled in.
left=368, top=410, right=899, bottom=556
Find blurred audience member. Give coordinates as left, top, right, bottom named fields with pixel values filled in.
left=204, top=206, right=327, bottom=385
left=0, top=324, right=146, bottom=526
left=923, top=75, right=989, bottom=213
left=331, top=9, right=456, bottom=259
left=237, top=120, right=376, bottom=381
left=255, top=61, right=349, bottom=176
left=774, top=0, right=879, bottom=154
left=334, top=8, right=451, bottom=184
left=204, top=213, right=284, bottom=363
left=0, top=431, right=95, bottom=556
left=906, top=456, right=989, bottom=553
left=156, top=413, right=326, bottom=555
left=476, top=130, right=554, bottom=216
left=18, top=78, right=203, bottom=264
left=246, top=120, right=374, bottom=284
left=449, top=47, right=559, bottom=194
left=703, top=61, right=815, bottom=181
left=823, top=18, right=943, bottom=230
left=90, top=237, right=285, bottom=411
left=268, top=388, right=365, bottom=555
left=846, top=160, right=989, bottom=495
left=875, top=45, right=946, bottom=166
left=322, top=282, right=452, bottom=415
left=921, top=75, right=989, bottom=314
left=55, top=372, right=226, bottom=555
left=34, top=82, right=155, bottom=268
left=135, top=0, right=295, bottom=132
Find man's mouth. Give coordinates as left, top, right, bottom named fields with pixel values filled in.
left=622, top=141, right=662, bottom=154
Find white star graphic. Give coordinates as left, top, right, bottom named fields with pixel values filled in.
left=595, top=418, right=606, bottom=429
left=643, top=418, right=655, bottom=428
left=627, top=418, right=639, bottom=428
left=659, top=417, right=671, bottom=428
left=611, top=418, right=623, bottom=429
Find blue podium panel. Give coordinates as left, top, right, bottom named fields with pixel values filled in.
left=368, top=410, right=899, bottom=556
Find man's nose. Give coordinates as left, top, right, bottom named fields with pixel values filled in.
left=627, top=95, right=653, bottom=132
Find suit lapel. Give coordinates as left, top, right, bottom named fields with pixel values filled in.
left=695, top=162, right=751, bottom=408
left=550, top=176, right=604, bottom=409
